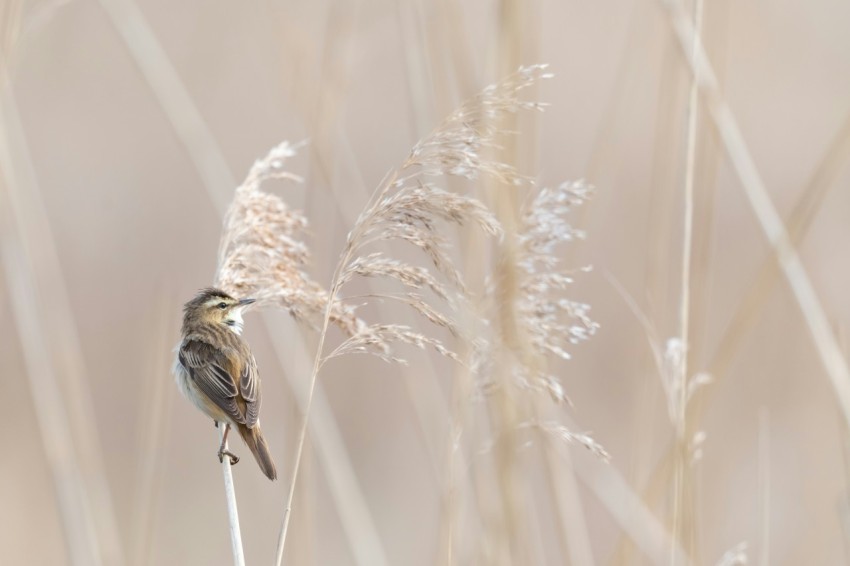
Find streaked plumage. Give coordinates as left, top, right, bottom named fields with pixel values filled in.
left=174, top=288, right=277, bottom=480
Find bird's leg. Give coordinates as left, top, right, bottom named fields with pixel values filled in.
left=217, top=423, right=240, bottom=465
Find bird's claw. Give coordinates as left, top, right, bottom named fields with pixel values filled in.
left=218, top=449, right=239, bottom=466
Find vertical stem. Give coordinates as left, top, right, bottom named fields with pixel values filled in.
left=672, top=0, right=703, bottom=563
left=275, top=170, right=401, bottom=566
left=758, top=409, right=770, bottom=566
left=274, top=385, right=315, bottom=566
left=275, top=247, right=354, bottom=566
left=483, top=2, right=537, bottom=564
left=219, top=427, right=245, bottom=566
left=677, top=0, right=702, bottom=431
left=261, top=316, right=391, bottom=566
left=662, top=0, right=850, bottom=433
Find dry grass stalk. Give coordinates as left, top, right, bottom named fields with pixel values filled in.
left=624, top=105, right=850, bottom=559
left=672, top=1, right=704, bottom=561
left=758, top=409, right=770, bottom=566
left=606, top=4, right=850, bottom=562
left=571, top=437, right=692, bottom=565
left=661, top=0, right=850, bottom=432
left=606, top=274, right=712, bottom=438
left=704, top=108, right=850, bottom=395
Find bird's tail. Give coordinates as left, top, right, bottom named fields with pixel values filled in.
left=238, top=423, right=277, bottom=480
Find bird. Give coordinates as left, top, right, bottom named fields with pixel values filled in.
left=174, top=287, right=277, bottom=480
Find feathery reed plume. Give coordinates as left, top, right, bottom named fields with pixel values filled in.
left=319, top=67, right=564, bottom=364
left=463, top=182, right=610, bottom=504
left=212, top=141, right=366, bottom=565
left=515, top=180, right=599, bottom=403
left=473, top=179, right=603, bottom=447
left=275, top=65, right=559, bottom=565
left=202, top=136, right=399, bottom=564
left=214, top=141, right=363, bottom=336
left=510, top=422, right=608, bottom=461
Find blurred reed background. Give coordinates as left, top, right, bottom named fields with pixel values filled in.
left=2, top=0, right=850, bottom=565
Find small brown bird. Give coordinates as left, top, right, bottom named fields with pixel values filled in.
left=174, top=287, right=277, bottom=480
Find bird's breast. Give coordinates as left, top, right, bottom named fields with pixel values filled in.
left=173, top=354, right=236, bottom=425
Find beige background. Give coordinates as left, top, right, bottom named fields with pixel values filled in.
left=2, top=0, right=850, bottom=564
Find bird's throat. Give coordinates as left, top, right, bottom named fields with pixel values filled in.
left=224, top=309, right=245, bottom=335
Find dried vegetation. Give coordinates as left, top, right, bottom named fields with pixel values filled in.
left=211, top=65, right=605, bottom=561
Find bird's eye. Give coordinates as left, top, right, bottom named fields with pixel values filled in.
left=217, top=302, right=227, bottom=309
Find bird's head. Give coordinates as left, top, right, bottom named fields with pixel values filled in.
left=182, top=287, right=256, bottom=335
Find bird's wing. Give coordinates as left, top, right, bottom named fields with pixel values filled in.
left=240, top=353, right=261, bottom=428
left=179, top=339, right=246, bottom=425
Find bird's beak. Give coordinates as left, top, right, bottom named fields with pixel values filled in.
left=237, top=298, right=256, bottom=308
